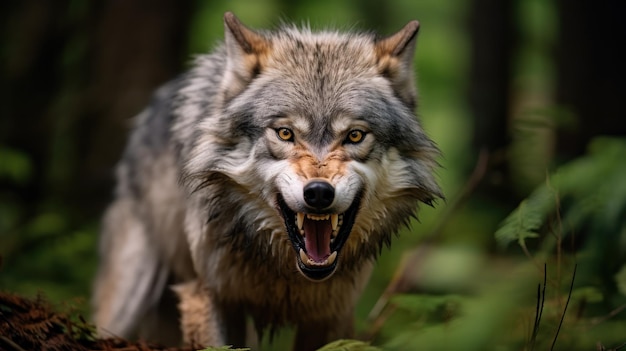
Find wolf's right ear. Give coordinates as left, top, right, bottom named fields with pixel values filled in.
left=375, top=21, right=420, bottom=109
left=222, top=12, right=271, bottom=101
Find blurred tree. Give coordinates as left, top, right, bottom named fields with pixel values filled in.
left=1, top=0, right=72, bottom=220
left=467, top=0, right=517, bottom=204
left=0, top=0, right=193, bottom=224
left=468, top=0, right=515, bottom=155
left=555, top=0, right=626, bottom=158
left=74, top=0, right=193, bottom=213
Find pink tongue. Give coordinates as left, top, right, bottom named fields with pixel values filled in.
left=303, top=218, right=332, bottom=263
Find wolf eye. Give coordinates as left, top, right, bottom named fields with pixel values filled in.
left=345, top=130, right=366, bottom=144
left=276, top=127, right=294, bottom=142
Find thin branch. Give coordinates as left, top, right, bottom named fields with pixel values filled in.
left=589, top=304, right=626, bottom=327
left=426, top=148, right=490, bottom=240
left=366, top=251, right=421, bottom=324
left=529, top=263, right=547, bottom=350
left=362, top=304, right=398, bottom=342
left=551, top=263, right=577, bottom=351
left=529, top=283, right=541, bottom=350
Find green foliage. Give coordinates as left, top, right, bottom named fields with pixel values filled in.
left=367, top=137, right=626, bottom=351
left=490, top=137, right=626, bottom=349
left=570, top=286, right=604, bottom=304
left=316, top=339, right=382, bottom=351
left=494, top=184, right=555, bottom=248
left=0, top=146, right=32, bottom=185
left=616, top=265, right=626, bottom=297
left=391, top=294, right=463, bottom=318
left=496, top=137, right=626, bottom=249
left=377, top=263, right=538, bottom=351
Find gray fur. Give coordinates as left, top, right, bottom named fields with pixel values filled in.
left=93, top=13, right=441, bottom=351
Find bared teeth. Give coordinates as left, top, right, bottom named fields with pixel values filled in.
left=295, top=212, right=343, bottom=238
left=299, top=248, right=308, bottom=263
left=326, top=251, right=337, bottom=265
left=298, top=249, right=339, bottom=267
left=296, top=213, right=304, bottom=230
left=331, top=214, right=338, bottom=231
left=307, top=214, right=329, bottom=221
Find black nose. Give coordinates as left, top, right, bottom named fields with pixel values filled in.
left=303, top=181, right=335, bottom=209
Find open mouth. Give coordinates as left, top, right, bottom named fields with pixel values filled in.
left=277, top=192, right=362, bottom=281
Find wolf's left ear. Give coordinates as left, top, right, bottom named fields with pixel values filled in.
left=375, top=21, right=420, bottom=109
left=222, top=12, right=271, bottom=100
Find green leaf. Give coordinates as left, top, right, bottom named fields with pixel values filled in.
left=391, top=294, right=462, bottom=316
left=0, top=146, right=32, bottom=184
left=570, top=286, right=604, bottom=304
left=316, top=339, right=383, bottom=351
left=495, top=136, right=626, bottom=249
left=495, top=185, right=556, bottom=248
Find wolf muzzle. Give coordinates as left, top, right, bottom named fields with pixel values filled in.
left=278, top=179, right=363, bottom=282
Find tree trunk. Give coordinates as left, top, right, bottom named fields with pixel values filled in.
left=1, top=0, right=193, bottom=225
left=555, top=0, right=626, bottom=158
left=467, top=0, right=517, bottom=202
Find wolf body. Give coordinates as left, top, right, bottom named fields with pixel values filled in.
left=93, top=12, right=441, bottom=351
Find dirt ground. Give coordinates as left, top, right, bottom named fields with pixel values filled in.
left=0, top=291, right=196, bottom=351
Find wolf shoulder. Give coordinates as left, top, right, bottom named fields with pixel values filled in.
left=119, top=47, right=229, bottom=166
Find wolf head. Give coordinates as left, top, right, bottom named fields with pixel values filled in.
left=182, top=13, right=442, bottom=282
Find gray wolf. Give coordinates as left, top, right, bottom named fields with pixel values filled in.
left=92, top=12, right=442, bottom=351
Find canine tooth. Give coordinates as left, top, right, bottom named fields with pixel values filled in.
left=331, top=214, right=338, bottom=231
left=299, top=249, right=308, bottom=262
left=297, top=213, right=304, bottom=230
left=327, top=251, right=338, bottom=265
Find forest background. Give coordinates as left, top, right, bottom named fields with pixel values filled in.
left=1, top=0, right=625, bottom=350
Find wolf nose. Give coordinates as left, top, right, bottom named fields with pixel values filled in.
left=303, top=181, right=335, bottom=209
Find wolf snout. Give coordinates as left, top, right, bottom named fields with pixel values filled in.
left=303, top=180, right=335, bottom=210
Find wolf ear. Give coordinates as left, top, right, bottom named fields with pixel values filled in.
left=222, top=12, right=270, bottom=100
left=375, top=21, right=420, bottom=109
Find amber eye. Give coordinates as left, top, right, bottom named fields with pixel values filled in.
left=345, top=130, right=365, bottom=144
left=276, top=127, right=294, bottom=142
